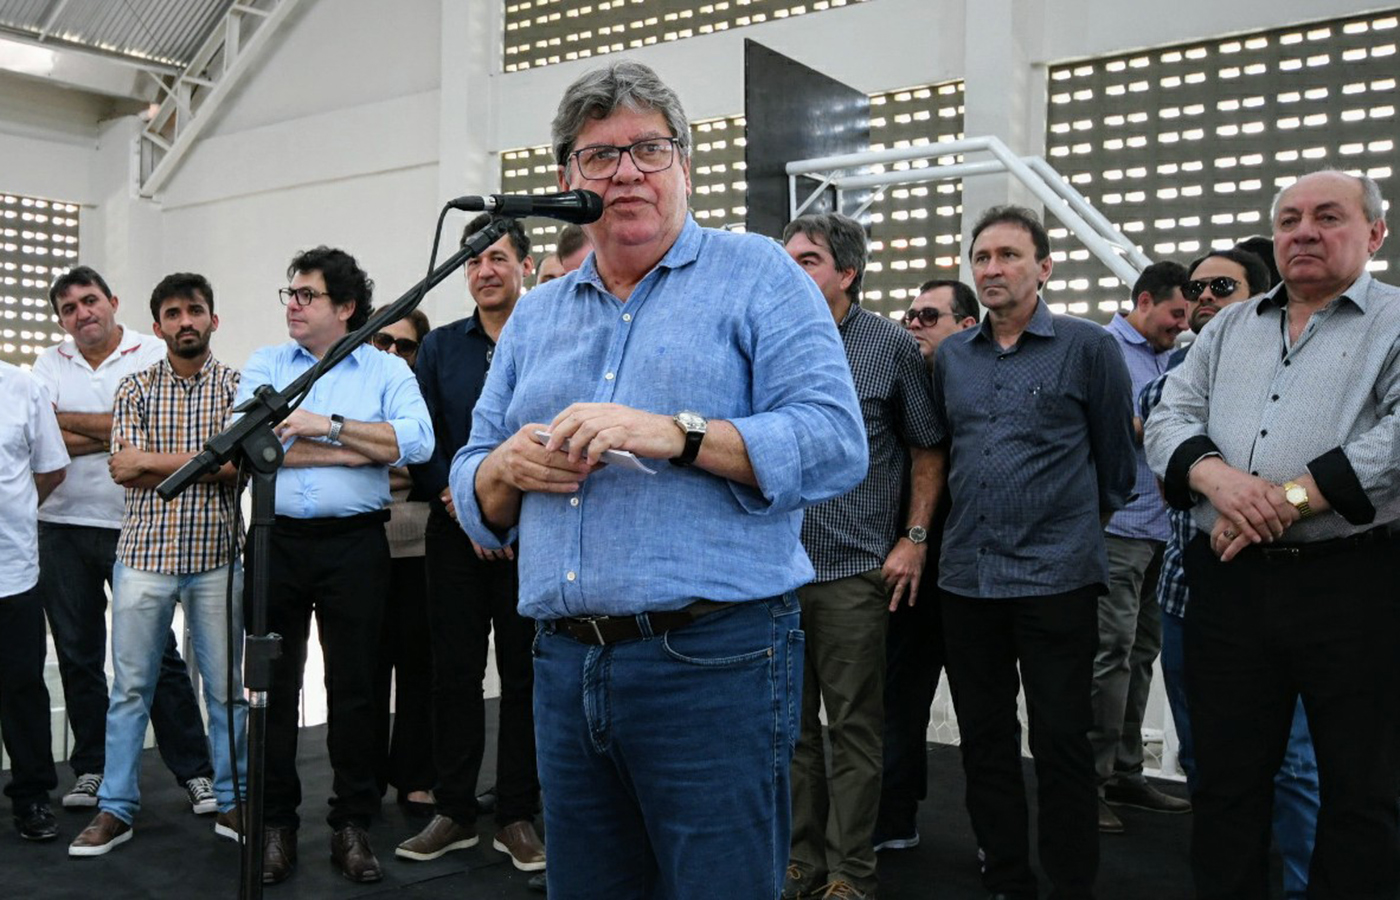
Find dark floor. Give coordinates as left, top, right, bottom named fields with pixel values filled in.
left=2, top=704, right=1270, bottom=899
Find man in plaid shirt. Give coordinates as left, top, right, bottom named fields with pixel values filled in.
left=68, top=272, right=246, bottom=857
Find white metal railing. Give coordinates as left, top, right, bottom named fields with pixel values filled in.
left=786, top=134, right=1152, bottom=286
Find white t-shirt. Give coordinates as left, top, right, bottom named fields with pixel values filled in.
left=30, top=327, right=165, bottom=529
left=0, top=362, right=70, bottom=596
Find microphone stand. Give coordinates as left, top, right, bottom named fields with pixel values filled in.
left=157, top=215, right=520, bottom=900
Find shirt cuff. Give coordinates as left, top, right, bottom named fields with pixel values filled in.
left=1164, top=435, right=1222, bottom=511
left=1307, top=447, right=1375, bottom=525
left=450, top=448, right=518, bottom=549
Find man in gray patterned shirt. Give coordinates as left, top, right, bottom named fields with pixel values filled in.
left=1146, top=169, right=1400, bottom=900
left=782, top=212, right=942, bottom=900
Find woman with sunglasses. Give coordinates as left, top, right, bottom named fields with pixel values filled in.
left=370, top=310, right=436, bottom=819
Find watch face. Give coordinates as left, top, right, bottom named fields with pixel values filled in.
left=908, top=526, right=927, bottom=543
left=675, top=411, right=707, bottom=433
left=1286, top=486, right=1306, bottom=504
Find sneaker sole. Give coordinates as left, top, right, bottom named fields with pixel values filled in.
left=62, top=795, right=99, bottom=809
left=394, top=835, right=479, bottom=861
left=191, top=800, right=218, bottom=816
left=492, top=838, right=546, bottom=871
left=873, top=834, right=920, bottom=852
left=68, top=828, right=133, bottom=857
left=213, top=823, right=244, bottom=843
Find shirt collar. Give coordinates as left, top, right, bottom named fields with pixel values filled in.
left=974, top=296, right=1056, bottom=343
left=291, top=338, right=366, bottom=367
left=160, top=353, right=218, bottom=384
left=1256, top=270, right=1375, bottom=315
left=837, top=301, right=862, bottom=330
left=1107, top=311, right=1148, bottom=346
left=575, top=214, right=702, bottom=296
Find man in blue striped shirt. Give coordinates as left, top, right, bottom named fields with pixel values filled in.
left=1092, top=261, right=1192, bottom=833
left=450, top=61, right=866, bottom=899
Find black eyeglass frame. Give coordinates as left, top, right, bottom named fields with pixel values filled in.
left=278, top=287, right=332, bottom=307
left=569, top=137, right=683, bottom=181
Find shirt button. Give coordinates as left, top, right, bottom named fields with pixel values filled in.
left=1260, top=429, right=1268, bottom=437
left=622, top=313, right=632, bottom=322
left=1284, top=359, right=1291, bottom=366
left=982, top=448, right=990, bottom=456
left=980, top=481, right=987, bottom=488
left=1271, top=394, right=1279, bottom=401
left=604, top=372, right=615, bottom=380
left=566, top=571, right=577, bottom=582
left=978, top=514, right=987, bottom=522
left=1251, top=471, right=1259, bottom=476
left=978, top=547, right=987, bottom=555
left=990, top=415, right=997, bottom=422
left=994, top=383, right=1002, bottom=390
left=569, top=497, right=579, bottom=507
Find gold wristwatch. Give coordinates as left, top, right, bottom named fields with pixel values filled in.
left=1282, top=481, right=1312, bottom=519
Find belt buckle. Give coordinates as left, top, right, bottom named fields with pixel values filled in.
left=577, top=615, right=608, bottom=645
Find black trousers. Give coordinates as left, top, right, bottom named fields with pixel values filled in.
left=942, top=587, right=1099, bottom=900
left=1183, top=533, right=1400, bottom=900
left=876, top=571, right=945, bottom=837
left=424, top=507, right=538, bottom=827
left=256, top=514, right=390, bottom=830
left=373, top=554, right=435, bottom=798
left=0, top=588, right=58, bottom=809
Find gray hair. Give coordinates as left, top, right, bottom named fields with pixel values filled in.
left=1270, top=169, right=1386, bottom=223
left=551, top=60, right=692, bottom=168
left=782, top=212, right=869, bottom=303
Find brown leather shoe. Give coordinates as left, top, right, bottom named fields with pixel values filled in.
left=492, top=820, right=546, bottom=872
left=262, top=826, right=297, bottom=884
left=68, top=811, right=133, bottom=857
left=331, top=824, right=383, bottom=883
left=395, top=813, right=479, bottom=861
left=1097, top=798, right=1125, bottom=834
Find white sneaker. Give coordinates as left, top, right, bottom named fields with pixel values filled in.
left=62, top=773, right=103, bottom=809
left=185, top=777, right=217, bottom=815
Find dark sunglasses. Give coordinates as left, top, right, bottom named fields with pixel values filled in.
left=372, top=333, right=419, bottom=355
left=902, top=307, right=944, bottom=326
left=1182, top=276, right=1241, bottom=301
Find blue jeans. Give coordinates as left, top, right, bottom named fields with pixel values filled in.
left=98, top=563, right=248, bottom=823
left=1162, top=610, right=1319, bottom=899
left=533, top=594, right=803, bottom=899
left=37, top=523, right=213, bottom=783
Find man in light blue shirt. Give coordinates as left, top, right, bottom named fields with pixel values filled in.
left=235, top=246, right=432, bottom=887
left=1092, top=261, right=1193, bottom=833
left=450, top=61, right=866, bottom=898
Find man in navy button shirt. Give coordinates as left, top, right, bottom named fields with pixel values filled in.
left=396, top=215, right=546, bottom=872
left=930, top=206, right=1136, bottom=900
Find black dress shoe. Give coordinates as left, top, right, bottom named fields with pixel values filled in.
left=331, top=824, right=383, bottom=883
left=262, top=826, right=298, bottom=885
left=14, top=802, right=58, bottom=841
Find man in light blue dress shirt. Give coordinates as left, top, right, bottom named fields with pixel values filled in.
left=235, top=246, right=433, bottom=886
left=450, top=61, right=866, bottom=899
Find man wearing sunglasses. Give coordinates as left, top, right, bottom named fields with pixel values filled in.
left=449, top=61, right=865, bottom=898
left=875, top=278, right=977, bottom=855
left=901, top=279, right=980, bottom=363
left=397, top=214, right=547, bottom=873
left=239, top=246, right=433, bottom=886
left=1147, top=170, right=1400, bottom=899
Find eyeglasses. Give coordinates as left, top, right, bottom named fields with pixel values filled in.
left=1182, top=277, right=1241, bottom=301
left=570, top=137, right=681, bottom=180
left=372, top=333, right=419, bottom=355
left=278, top=287, right=331, bottom=307
left=902, top=307, right=944, bottom=326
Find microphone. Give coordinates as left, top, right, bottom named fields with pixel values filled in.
left=447, top=189, right=604, bottom=224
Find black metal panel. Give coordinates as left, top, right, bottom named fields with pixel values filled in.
left=743, top=39, right=869, bottom=239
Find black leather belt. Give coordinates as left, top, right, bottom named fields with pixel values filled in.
left=1258, top=526, right=1394, bottom=564
left=547, top=599, right=729, bottom=646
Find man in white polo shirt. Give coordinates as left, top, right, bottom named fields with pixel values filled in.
left=32, top=265, right=216, bottom=814
left=0, top=361, right=68, bottom=843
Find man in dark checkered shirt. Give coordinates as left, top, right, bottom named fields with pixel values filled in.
left=781, top=212, right=942, bottom=900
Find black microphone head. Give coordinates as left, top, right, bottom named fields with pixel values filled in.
left=570, top=189, right=604, bottom=224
